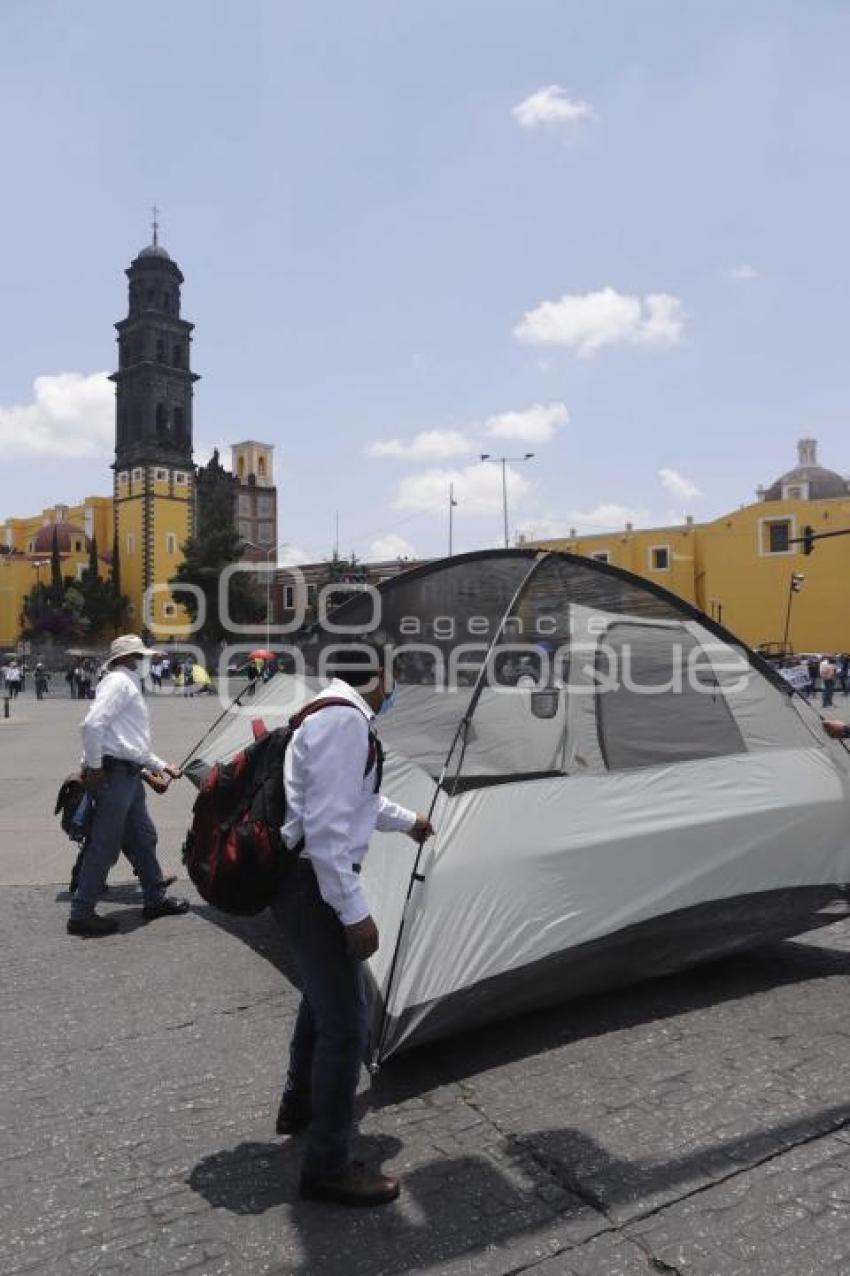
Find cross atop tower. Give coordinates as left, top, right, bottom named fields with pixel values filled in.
left=151, top=203, right=160, bottom=247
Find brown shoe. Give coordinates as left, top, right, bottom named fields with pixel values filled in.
left=299, top=1161, right=400, bottom=1207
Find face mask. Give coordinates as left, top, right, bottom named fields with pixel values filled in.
left=377, top=686, right=397, bottom=717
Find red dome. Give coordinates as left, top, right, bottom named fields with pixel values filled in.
left=32, top=522, right=90, bottom=554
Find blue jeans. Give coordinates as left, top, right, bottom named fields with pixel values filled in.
left=70, top=768, right=166, bottom=920
left=271, top=860, right=368, bottom=1177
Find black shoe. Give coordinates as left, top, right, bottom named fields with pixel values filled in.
left=142, top=897, right=190, bottom=922
left=299, top=1161, right=400, bottom=1207
left=67, top=913, right=119, bottom=937
left=276, top=1099, right=312, bottom=1136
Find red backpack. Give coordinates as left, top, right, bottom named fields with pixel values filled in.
left=182, top=697, right=382, bottom=916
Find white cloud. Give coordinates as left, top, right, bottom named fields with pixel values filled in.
left=277, top=546, right=314, bottom=567
left=0, top=371, right=113, bottom=458
left=729, top=264, right=758, bottom=281
left=369, top=533, right=418, bottom=560
left=485, top=401, right=568, bottom=444
left=567, top=503, right=650, bottom=531
left=367, top=429, right=472, bottom=461
left=512, top=85, right=595, bottom=130
left=514, top=287, right=685, bottom=358
left=393, top=462, right=533, bottom=517
left=659, top=467, right=702, bottom=501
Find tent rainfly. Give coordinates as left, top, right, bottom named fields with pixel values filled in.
left=187, top=550, right=850, bottom=1063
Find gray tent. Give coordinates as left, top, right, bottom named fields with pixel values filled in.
left=188, top=550, right=850, bottom=1062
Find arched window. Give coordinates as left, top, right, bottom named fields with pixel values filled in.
left=146, top=287, right=154, bottom=305
left=237, top=456, right=245, bottom=479
left=156, top=403, right=168, bottom=433
left=258, top=456, right=266, bottom=478
left=156, top=339, right=165, bottom=363
left=174, top=405, right=184, bottom=434
left=172, top=344, right=182, bottom=367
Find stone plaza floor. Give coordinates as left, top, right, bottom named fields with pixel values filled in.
left=3, top=687, right=850, bottom=1274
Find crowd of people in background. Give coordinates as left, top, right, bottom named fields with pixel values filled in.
left=776, top=651, right=850, bottom=706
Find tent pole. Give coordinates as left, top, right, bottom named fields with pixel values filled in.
left=373, top=552, right=552, bottom=1064
left=175, top=677, right=265, bottom=773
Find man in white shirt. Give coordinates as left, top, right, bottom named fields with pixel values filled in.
left=68, top=634, right=187, bottom=937
left=272, top=642, right=433, bottom=1207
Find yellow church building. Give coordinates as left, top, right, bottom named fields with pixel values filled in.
left=527, top=439, right=850, bottom=655
left=0, top=228, right=198, bottom=649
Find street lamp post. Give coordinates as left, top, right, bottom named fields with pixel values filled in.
left=241, top=541, right=291, bottom=649
left=479, top=453, right=535, bottom=549
left=448, top=483, right=458, bottom=557
left=782, top=571, right=805, bottom=652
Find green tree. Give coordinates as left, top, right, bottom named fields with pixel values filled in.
left=170, top=487, right=265, bottom=645
left=110, top=533, right=129, bottom=634
left=50, top=527, right=63, bottom=600
left=78, top=536, right=120, bottom=638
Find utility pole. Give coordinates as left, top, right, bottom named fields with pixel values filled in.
left=479, top=452, right=535, bottom=548
left=448, top=483, right=457, bottom=557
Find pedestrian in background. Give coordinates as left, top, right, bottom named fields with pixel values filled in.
left=34, top=662, right=50, bottom=700
left=820, top=654, right=837, bottom=708
left=840, top=653, right=850, bottom=696
left=6, top=660, right=22, bottom=699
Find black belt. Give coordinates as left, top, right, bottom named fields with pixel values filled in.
left=102, top=756, right=143, bottom=774
left=293, top=854, right=361, bottom=874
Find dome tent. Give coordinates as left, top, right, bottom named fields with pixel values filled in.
left=186, top=550, right=850, bottom=1062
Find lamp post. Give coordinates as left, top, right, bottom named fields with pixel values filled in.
left=241, top=541, right=291, bottom=649
left=448, top=483, right=458, bottom=557
left=782, top=571, right=805, bottom=653
left=479, top=453, right=534, bottom=549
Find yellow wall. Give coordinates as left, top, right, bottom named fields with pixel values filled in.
left=0, top=544, right=103, bottom=648
left=114, top=463, right=193, bottom=638
left=535, top=495, right=850, bottom=653
left=0, top=497, right=115, bottom=647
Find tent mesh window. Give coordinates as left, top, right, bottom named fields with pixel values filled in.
left=596, top=622, right=746, bottom=771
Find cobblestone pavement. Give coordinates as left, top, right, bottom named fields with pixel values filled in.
left=4, top=691, right=850, bottom=1274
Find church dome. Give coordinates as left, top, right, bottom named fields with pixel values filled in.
left=762, top=439, right=848, bottom=501
left=137, top=242, right=172, bottom=261
left=32, top=522, right=90, bottom=554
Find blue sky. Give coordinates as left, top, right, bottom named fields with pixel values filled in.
left=2, top=0, right=850, bottom=562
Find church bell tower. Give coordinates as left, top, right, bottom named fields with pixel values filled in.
left=111, top=213, right=198, bottom=635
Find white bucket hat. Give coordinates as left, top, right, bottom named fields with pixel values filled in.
left=103, top=634, right=160, bottom=668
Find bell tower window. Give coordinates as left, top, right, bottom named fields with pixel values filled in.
left=156, top=403, right=168, bottom=433
left=156, top=339, right=165, bottom=363
left=174, top=405, right=184, bottom=434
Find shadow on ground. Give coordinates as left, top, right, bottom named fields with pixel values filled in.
left=188, top=1101, right=850, bottom=1276
left=194, top=902, right=850, bottom=1099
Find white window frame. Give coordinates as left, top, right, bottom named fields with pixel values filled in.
left=166, top=532, right=177, bottom=555
left=758, top=515, right=796, bottom=557
left=174, top=471, right=188, bottom=486
left=131, top=467, right=144, bottom=483
left=154, top=468, right=168, bottom=483
left=590, top=550, right=611, bottom=564
left=76, top=564, right=86, bottom=581
left=782, top=482, right=809, bottom=501
left=283, top=584, right=295, bottom=609
left=649, top=544, right=671, bottom=572
left=162, top=602, right=177, bottom=619
left=118, top=471, right=129, bottom=485
left=127, top=533, right=135, bottom=555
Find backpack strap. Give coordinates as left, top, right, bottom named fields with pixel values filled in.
left=288, top=696, right=381, bottom=780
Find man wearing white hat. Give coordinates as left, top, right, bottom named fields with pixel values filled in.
left=68, top=635, right=188, bottom=937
